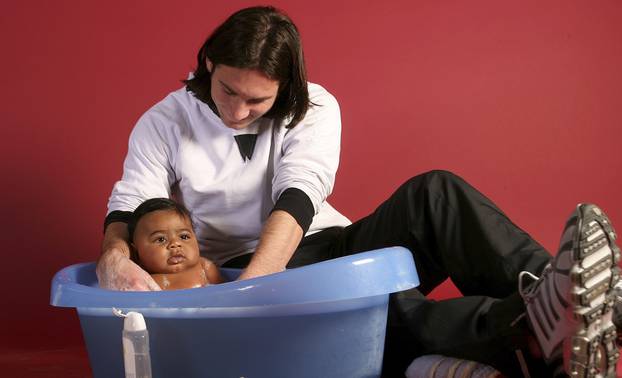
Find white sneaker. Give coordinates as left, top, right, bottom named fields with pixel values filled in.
left=519, top=204, right=620, bottom=377
left=612, top=280, right=622, bottom=346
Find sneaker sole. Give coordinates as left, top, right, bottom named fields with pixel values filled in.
left=567, top=204, right=621, bottom=378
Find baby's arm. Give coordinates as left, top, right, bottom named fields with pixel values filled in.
left=200, top=257, right=224, bottom=284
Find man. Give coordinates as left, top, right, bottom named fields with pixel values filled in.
left=97, top=6, right=621, bottom=377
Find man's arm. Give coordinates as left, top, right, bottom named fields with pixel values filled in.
left=237, top=210, right=303, bottom=280
left=96, top=222, right=161, bottom=291
left=243, top=86, right=342, bottom=280
left=98, top=102, right=178, bottom=290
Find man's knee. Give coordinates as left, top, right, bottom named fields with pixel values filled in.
left=406, top=169, right=463, bottom=189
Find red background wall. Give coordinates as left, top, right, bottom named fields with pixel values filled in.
left=2, top=0, right=621, bottom=358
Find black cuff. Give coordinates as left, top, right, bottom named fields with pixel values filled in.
left=271, top=188, right=314, bottom=234
left=103, top=210, right=133, bottom=233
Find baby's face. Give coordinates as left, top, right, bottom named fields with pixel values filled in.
left=132, top=209, right=201, bottom=274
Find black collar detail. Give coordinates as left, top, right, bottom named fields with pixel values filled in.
left=234, top=134, right=258, bottom=161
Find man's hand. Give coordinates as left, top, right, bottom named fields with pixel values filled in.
left=236, top=210, right=302, bottom=281
left=97, top=221, right=161, bottom=291
left=96, top=247, right=161, bottom=291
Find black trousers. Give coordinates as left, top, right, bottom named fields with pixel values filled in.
left=225, top=170, right=553, bottom=377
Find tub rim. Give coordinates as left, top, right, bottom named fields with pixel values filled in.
left=51, top=246, right=419, bottom=309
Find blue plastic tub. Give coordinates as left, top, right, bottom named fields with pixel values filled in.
left=50, top=247, right=418, bottom=378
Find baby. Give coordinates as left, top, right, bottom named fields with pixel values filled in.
left=127, top=198, right=223, bottom=290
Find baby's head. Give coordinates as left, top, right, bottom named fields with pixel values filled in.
left=128, top=198, right=201, bottom=275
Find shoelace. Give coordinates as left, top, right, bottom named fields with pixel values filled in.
left=514, top=349, right=531, bottom=378
left=515, top=266, right=568, bottom=377
left=509, top=268, right=547, bottom=327
left=517, top=266, right=550, bottom=302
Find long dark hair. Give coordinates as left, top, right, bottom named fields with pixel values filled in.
left=183, top=6, right=311, bottom=128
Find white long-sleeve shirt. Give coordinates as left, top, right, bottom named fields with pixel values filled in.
left=108, top=83, right=351, bottom=265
